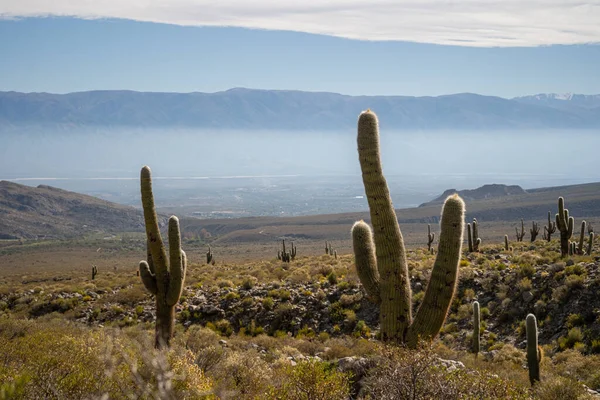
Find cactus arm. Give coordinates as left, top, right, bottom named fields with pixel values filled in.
left=357, top=110, right=411, bottom=342
left=351, top=220, right=381, bottom=304
left=167, top=216, right=185, bottom=306
left=139, top=261, right=158, bottom=295
left=406, top=195, right=465, bottom=348
left=526, top=314, right=540, bottom=385
left=141, top=166, right=168, bottom=285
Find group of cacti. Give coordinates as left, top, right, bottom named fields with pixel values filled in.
left=325, top=241, right=337, bottom=258
left=277, top=239, right=296, bottom=262
left=467, top=218, right=481, bottom=252
left=515, top=219, right=526, bottom=242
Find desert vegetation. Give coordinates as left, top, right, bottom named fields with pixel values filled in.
left=2, top=110, right=600, bottom=399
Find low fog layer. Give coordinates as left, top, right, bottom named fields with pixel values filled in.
left=1, top=128, right=598, bottom=210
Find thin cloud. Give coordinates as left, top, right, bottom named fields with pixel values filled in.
left=1, top=0, right=600, bottom=47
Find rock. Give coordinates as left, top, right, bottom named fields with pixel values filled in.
left=218, top=340, right=228, bottom=346
left=522, top=291, right=534, bottom=303
left=437, top=358, right=465, bottom=372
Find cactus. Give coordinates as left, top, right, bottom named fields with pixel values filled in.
left=206, top=245, right=213, bottom=265
left=526, top=314, right=540, bottom=385
left=467, top=220, right=481, bottom=253
left=91, top=265, right=98, bottom=280
left=542, top=211, right=557, bottom=242
left=427, top=224, right=435, bottom=252
left=279, top=240, right=292, bottom=263
left=138, top=166, right=187, bottom=349
left=504, top=235, right=509, bottom=251
left=290, top=242, right=297, bottom=261
left=328, top=242, right=333, bottom=256
left=334, top=250, right=337, bottom=259
left=530, top=221, right=540, bottom=242
left=569, top=241, right=575, bottom=256
left=473, top=301, right=480, bottom=356
left=588, top=232, right=595, bottom=255
left=578, top=221, right=586, bottom=255
left=325, top=242, right=329, bottom=255
left=556, top=197, right=574, bottom=257
left=351, top=110, right=464, bottom=348
left=515, top=218, right=525, bottom=242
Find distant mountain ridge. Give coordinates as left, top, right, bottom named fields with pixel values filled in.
left=420, top=184, right=527, bottom=207
left=1, top=88, right=599, bottom=130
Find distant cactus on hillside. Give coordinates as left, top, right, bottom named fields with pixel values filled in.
left=556, top=197, right=574, bottom=257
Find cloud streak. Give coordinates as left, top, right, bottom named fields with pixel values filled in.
left=1, top=0, right=600, bottom=47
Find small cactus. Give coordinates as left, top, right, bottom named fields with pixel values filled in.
left=473, top=301, right=480, bottom=356
left=91, top=265, right=98, bottom=280
left=578, top=221, right=586, bottom=255
left=588, top=232, right=595, bottom=256
left=206, top=245, right=213, bottom=265
left=543, top=211, right=557, bottom=242
left=138, top=166, right=187, bottom=349
left=325, top=242, right=329, bottom=255
left=516, top=218, right=526, bottom=242
left=427, top=224, right=435, bottom=252
left=504, top=235, right=509, bottom=251
left=569, top=241, right=576, bottom=256
left=556, top=197, right=574, bottom=257
left=530, top=221, right=540, bottom=242
left=526, top=314, right=540, bottom=385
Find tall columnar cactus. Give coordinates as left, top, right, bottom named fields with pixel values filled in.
left=578, top=220, right=587, bottom=255
left=556, top=197, right=574, bottom=257
left=526, top=314, right=540, bottom=386
left=91, top=265, right=98, bottom=280
left=530, top=221, right=540, bottom=242
left=138, top=166, right=187, bottom=349
left=427, top=224, right=435, bottom=252
left=351, top=110, right=465, bottom=348
left=472, top=301, right=480, bottom=356
left=543, top=211, right=557, bottom=242
left=325, top=242, right=329, bottom=255
left=290, top=242, right=297, bottom=260
left=588, top=232, right=595, bottom=256
left=206, top=245, right=213, bottom=265
left=504, top=235, right=509, bottom=251
left=569, top=241, right=576, bottom=256
left=515, top=218, right=525, bottom=242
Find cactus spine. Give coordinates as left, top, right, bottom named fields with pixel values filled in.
left=578, top=220, right=586, bottom=255
left=91, top=265, right=98, bottom=280
left=138, top=166, right=187, bottom=349
left=588, top=232, right=595, bottom=255
left=516, top=218, right=525, bottom=242
left=556, top=197, right=574, bottom=257
left=427, top=224, right=435, bottom=252
left=530, top=221, right=540, bottom=242
left=526, top=314, right=540, bottom=385
left=473, top=301, right=480, bottom=356
left=504, top=235, right=509, bottom=251
left=351, top=110, right=464, bottom=348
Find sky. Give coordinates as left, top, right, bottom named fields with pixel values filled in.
left=1, top=1, right=599, bottom=97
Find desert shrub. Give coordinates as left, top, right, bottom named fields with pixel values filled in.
left=212, top=351, right=271, bottom=399
left=362, top=344, right=529, bottom=399
left=264, top=360, right=350, bottom=400
left=262, top=297, right=275, bottom=310
left=566, top=274, right=585, bottom=290
left=241, top=276, right=258, bottom=290
left=533, top=375, right=594, bottom=400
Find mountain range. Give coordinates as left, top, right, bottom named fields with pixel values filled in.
left=1, top=89, right=599, bottom=130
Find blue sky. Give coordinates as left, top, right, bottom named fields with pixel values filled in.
left=0, top=13, right=599, bottom=97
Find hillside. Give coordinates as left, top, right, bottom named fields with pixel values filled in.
left=1, top=89, right=599, bottom=130
left=0, top=181, right=152, bottom=239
